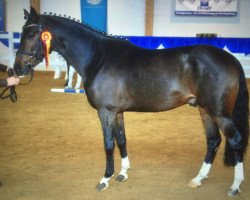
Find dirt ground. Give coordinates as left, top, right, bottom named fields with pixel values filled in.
left=0, top=72, right=250, bottom=200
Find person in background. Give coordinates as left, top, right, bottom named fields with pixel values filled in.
left=64, top=64, right=82, bottom=89
left=54, top=54, right=82, bottom=89
left=0, top=63, right=20, bottom=87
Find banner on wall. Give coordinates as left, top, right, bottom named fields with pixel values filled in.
left=0, top=0, right=5, bottom=31
left=81, top=0, right=107, bottom=32
left=175, top=0, right=238, bottom=16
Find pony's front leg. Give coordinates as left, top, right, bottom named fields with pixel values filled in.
left=96, top=108, right=116, bottom=191
left=114, top=112, right=130, bottom=182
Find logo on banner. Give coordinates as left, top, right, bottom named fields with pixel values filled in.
left=201, top=0, right=209, bottom=7
left=175, top=0, right=237, bottom=16
left=198, top=0, right=211, bottom=10
left=87, top=0, right=102, bottom=5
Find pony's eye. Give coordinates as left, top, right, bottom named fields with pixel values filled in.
left=22, top=30, right=37, bottom=39
left=26, top=32, right=35, bottom=38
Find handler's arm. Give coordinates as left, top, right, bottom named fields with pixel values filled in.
left=0, top=64, right=8, bottom=72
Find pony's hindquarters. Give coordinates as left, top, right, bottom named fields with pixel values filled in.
left=213, top=62, right=249, bottom=196
left=189, top=47, right=249, bottom=196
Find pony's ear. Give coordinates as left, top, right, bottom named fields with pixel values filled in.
left=23, top=9, right=29, bottom=20
left=29, top=6, right=39, bottom=21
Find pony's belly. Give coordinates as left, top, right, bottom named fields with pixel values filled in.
left=126, top=91, right=188, bottom=112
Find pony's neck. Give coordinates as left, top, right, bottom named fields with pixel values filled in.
left=40, top=15, right=106, bottom=82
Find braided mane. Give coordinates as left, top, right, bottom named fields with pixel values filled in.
left=42, top=12, right=124, bottom=41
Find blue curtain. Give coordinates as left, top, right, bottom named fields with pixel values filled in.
left=0, top=0, right=5, bottom=31
left=126, top=36, right=250, bottom=55
left=80, top=0, right=107, bottom=32
left=2, top=31, right=250, bottom=55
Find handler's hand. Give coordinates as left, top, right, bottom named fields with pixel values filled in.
left=7, top=77, right=20, bottom=86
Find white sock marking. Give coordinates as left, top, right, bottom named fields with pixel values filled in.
left=192, top=162, right=211, bottom=186
left=230, top=162, right=244, bottom=191
left=119, top=156, right=130, bottom=177
left=100, top=177, right=111, bottom=185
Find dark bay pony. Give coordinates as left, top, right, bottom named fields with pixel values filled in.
left=14, top=7, right=249, bottom=197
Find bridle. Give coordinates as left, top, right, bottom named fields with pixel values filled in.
left=17, top=24, right=46, bottom=80
left=16, top=24, right=45, bottom=65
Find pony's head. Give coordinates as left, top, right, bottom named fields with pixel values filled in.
left=14, top=7, right=49, bottom=76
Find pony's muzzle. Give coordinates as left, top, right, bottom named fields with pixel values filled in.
left=14, top=56, right=32, bottom=76
left=14, top=63, right=22, bottom=76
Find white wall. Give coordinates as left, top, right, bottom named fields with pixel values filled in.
left=153, top=0, right=250, bottom=37
left=4, top=0, right=250, bottom=37
left=40, top=0, right=81, bottom=21
left=108, top=0, right=145, bottom=36
left=107, top=0, right=250, bottom=37
left=5, top=0, right=81, bottom=32
left=5, top=0, right=29, bottom=32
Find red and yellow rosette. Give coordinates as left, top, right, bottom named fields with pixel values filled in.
left=41, top=31, right=52, bottom=69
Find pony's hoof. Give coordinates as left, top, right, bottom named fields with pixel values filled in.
left=116, top=174, right=128, bottom=182
left=227, top=188, right=241, bottom=197
left=96, top=183, right=109, bottom=191
left=188, top=180, right=200, bottom=189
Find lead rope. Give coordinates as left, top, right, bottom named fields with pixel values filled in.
left=0, top=69, right=17, bottom=102
left=0, top=68, right=34, bottom=102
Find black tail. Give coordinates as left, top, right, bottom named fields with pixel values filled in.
left=224, top=63, right=249, bottom=166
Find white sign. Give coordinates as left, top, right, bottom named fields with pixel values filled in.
left=175, top=0, right=238, bottom=16
left=87, top=0, right=102, bottom=5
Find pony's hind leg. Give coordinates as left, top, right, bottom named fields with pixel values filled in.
left=213, top=116, right=244, bottom=197
left=188, top=107, right=221, bottom=188
left=228, top=162, right=244, bottom=197
left=114, top=112, right=130, bottom=182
